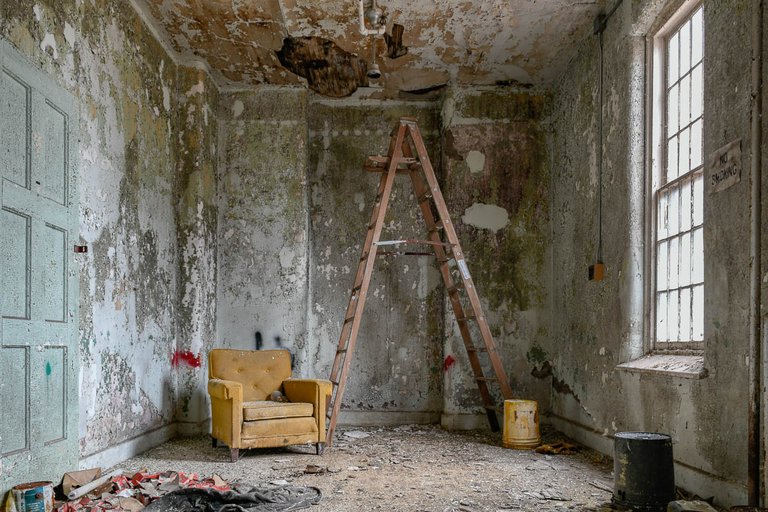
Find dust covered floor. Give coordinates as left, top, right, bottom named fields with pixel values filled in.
left=113, top=425, right=616, bottom=511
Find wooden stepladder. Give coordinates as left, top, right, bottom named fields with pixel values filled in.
left=325, top=117, right=514, bottom=446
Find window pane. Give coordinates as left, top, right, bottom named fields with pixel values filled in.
left=691, top=64, right=703, bottom=120
left=680, top=232, right=691, bottom=287
left=691, top=119, right=703, bottom=169
left=658, top=241, right=669, bottom=290
left=680, top=20, right=691, bottom=73
left=680, top=74, right=691, bottom=126
left=667, top=136, right=679, bottom=181
left=692, top=284, right=704, bottom=341
left=669, top=236, right=680, bottom=289
left=693, top=174, right=703, bottom=225
left=692, top=9, right=703, bottom=65
left=668, top=83, right=679, bottom=137
left=668, top=32, right=680, bottom=86
left=679, top=127, right=690, bottom=175
left=658, top=191, right=669, bottom=239
left=669, top=186, right=680, bottom=235
left=680, top=287, right=692, bottom=341
left=681, top=178, right=692, bottom=232
left=692, top=227, right=704, bottom=283
left=657, top=291, right=669, bottom=342
left=668, top=289, right=680, bottom=341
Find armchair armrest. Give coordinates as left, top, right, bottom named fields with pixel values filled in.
left=283, top=379, right=332, bottom=441
left=208, top=379, right=243, bottom=401
left=208, top=379, right=243, bottom=448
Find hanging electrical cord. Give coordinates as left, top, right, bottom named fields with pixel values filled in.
left=597, top=23, right=604, bottom=266
left=589, top=0, right=623, bottom=281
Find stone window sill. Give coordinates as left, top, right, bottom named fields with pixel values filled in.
left=616, top=354, right=707, bottom=379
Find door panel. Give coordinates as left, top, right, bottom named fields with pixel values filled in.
left=0, top=40, right=79, bottom=493
left=0, top=208, right=30, bottom=319
left=0, top=346, right=29, bottom=454
left=41, top=223, right=67, bottom=322
left=0, top=68, right=30, bottom=189
left=40, top=101, right=67, bottom=205
left=42, top=346, right=67, bottom=444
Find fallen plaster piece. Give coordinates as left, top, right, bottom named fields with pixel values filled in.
left=465, top=150, right=485, bottom=174
left=343, top=430, right=370, bottom=439
left=461, top=202, right=509, bottom=233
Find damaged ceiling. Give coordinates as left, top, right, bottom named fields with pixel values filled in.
left=133, top=0, right=606, bottom=96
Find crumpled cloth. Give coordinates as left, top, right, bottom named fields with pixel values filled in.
left=142, top=485, right=322, bottom=512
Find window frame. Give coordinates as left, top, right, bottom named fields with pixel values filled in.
left=646, top=0, right=704, bottom=354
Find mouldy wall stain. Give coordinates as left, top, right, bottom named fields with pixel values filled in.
left=307, top=101, right=444, bottom=419
left=175, top=67, right=220, bottom=427
left=548, top=0, right=756, bottom=502
left=216, top=88, right=310, bottom=371
left=0, top=0, right=185, bottom=457
left=440, top=87, right=551, bottom=421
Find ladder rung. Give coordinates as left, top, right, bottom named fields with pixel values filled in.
left=456, top=315, right=477, bottom=323
left=428, top=225, right=445, bottom=235
left=484, top=405, right=504, bottom=413
left=418, top=191, right=433, bottom=203
left=343, top=315, right=356, bottom=324
left=438, top=255, right=455, bottom=264
left=466, top=346, right=488, bottom=352
left=476, top=377, right=498, bottom=382
left=446, top=284, right=463, bottom=295
left=378, top=251, right=433, bottom=257
left=375, top=239, right=454, bottom=247
left=336, top=349, right=348, bottom=354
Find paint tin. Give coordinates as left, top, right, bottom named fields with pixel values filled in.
left=6, top=481, right=54, bottom=512
left=613, top=432, right=674, bottom=512
left=502, top=399, right=540, bottom=449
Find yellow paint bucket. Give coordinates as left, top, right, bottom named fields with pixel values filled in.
left=503, top=399, right=540, bottom=449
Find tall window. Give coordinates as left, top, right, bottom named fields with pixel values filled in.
left=651, top=4, right=704, bottom=350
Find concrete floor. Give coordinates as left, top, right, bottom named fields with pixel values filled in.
left=112, top=425, right=619, bottom=511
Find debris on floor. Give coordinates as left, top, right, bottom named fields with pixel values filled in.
left=55, top=470, right=231, bottom=512
left=535, top=440, right=580, bottom=455
left=111, top=425, right=618, bottom=511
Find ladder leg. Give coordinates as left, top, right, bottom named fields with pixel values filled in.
left=326, top=124, right=408, bottom=446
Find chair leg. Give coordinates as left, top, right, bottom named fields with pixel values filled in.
left=230, top=448, right=239, bottom=462
left=211, top=436, right=218, bottom=448
left=316, top=442, right=324, bottom=456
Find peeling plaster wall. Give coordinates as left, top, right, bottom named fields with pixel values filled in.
left=1, top=0, right=218, bottom=463
left=440, top=87, right=551, bottom=428
left=306, top=98, right=445, bottom=425
left=216, top=88, right=310, bottom=367
left=175, top=67, right=219, bottom=431
left=548, top=0, right=765, bottom=505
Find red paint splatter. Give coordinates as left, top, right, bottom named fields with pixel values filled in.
left=172, top=351, right=201, bottom=368
left=443, top=354, right=456, bottom=372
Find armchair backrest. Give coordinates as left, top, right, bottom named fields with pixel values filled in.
left=209, top=349, right=292, bottom=401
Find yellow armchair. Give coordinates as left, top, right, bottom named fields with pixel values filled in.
left=208, top=349, right=332, bottom=461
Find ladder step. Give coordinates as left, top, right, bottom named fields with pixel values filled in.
left=466, top=346, right=488, bottom=353
left=476, top=377, right=498, bottom=382
left=374, top=239, right=454, bottom=247
left=418, top=191, right=433, bottom=203
left=336, top=349, right=348, bottom=354
left=446, top=284, right=464, bottom=295
left=343, top=315, right=356, bottom=324
left=456, top=314, right=477, bottom=323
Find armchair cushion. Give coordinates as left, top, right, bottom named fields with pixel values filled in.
left=243, top=401, right=314, bottom=421
left=242, top=417, right=318, bottom=438
left=209, top=349, right=291, bottom=401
